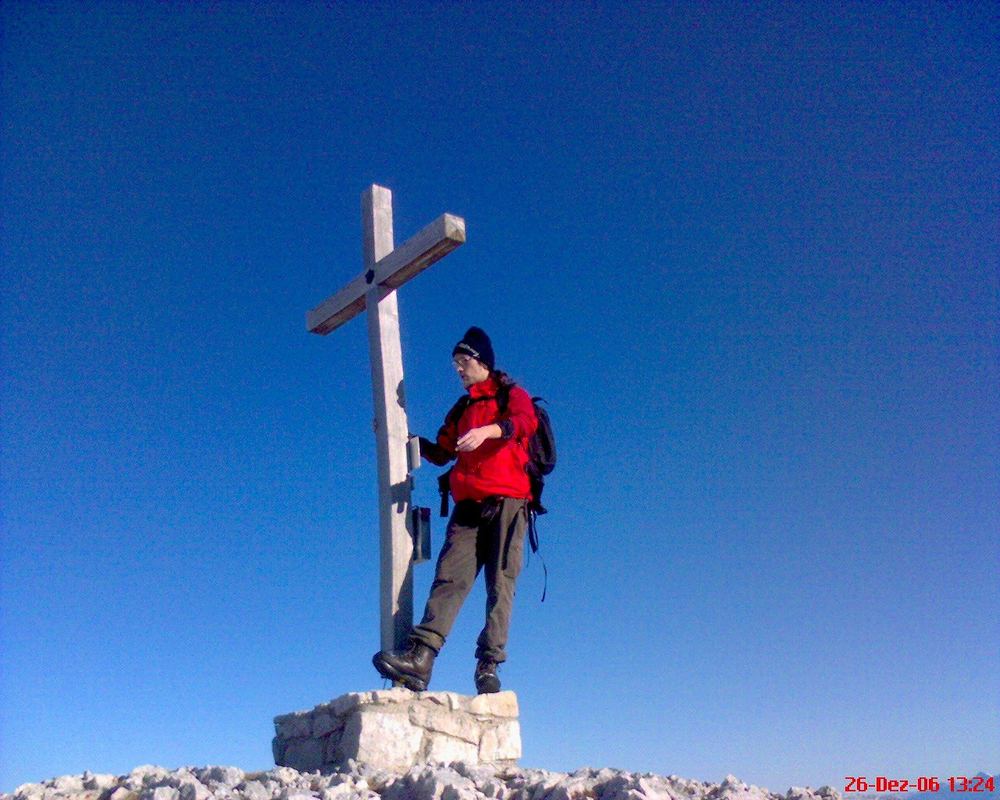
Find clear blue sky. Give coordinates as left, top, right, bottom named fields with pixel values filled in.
left=1, top=1, right=997, bottom=793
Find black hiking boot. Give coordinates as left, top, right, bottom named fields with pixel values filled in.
left=474, top=659, right=501, bottom=694
left=372, top=641, right=436, bottom=691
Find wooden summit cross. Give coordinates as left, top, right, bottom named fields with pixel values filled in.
left=307, top=185, right=466, bottom=652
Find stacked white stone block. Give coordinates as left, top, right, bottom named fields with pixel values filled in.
left=272, top=689, right=521, bottom=774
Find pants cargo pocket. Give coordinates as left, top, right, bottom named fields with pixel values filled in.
left=501, top=504, right=527, bottom=579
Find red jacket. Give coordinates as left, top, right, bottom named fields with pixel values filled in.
left=437, top=376, right=538, bottom=502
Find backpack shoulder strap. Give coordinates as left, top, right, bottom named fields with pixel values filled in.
left=444, top=394, right=471, bottom=427
left=496, top=380, right=513, bottom=414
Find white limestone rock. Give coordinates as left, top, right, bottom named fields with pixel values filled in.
left=275, top=715, right=312, bottom=740
left=545, top=773, right=599, bottom=800
left=11, top=786, right=45, bottom=800
left=196, top=770, right=243, bottom=790
left=422, top=733, right=479, bottom=766
left=466, top=693, right=518, bottom=719
left=178, top=782, right=212, bottom=800
left=51, top=778, right=84, bottom=795
left=409, top=706, right=480, bottom=745
left=128, top=768, right=174, bottom=789
left=317, top=788, right=360, bottom=800
left=240, top=782, right=270, bottom=800
left=274, top=690, right=523, bottom=775
left=3, top=765, right=843, bottom=800
left=491, top=721, right=520, bottom=762
left=367, top=689, right=416, bottom=706
left=380, top=766, right=479, bottom=800
left=140, top=788, right=178, bottom=800
left=82, top=775, right=117, bottom=794
left=281, top=738, right=326, bottom=774
left=328, top=695, right=364, bottom=718
left=342, top=711, right=423, bottom=774
left=312, top=714, right=337, bottom=739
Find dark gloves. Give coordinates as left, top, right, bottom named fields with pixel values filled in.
left=418, top=436, right=454, bottom=467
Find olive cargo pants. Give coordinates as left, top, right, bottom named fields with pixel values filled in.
left=411, top=496, right=529, bottom=663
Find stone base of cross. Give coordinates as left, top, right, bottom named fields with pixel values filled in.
left=307, top=185, right=466, bottom=651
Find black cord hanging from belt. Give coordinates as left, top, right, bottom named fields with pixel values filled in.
left=527, top=509, right=547, bottom=602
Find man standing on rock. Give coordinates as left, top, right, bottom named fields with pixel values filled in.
left=373, top=326, right=538, bottom=695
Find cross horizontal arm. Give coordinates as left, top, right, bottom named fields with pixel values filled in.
left=307, top=213, right=466, bottom=335
left=377, top=213, right=465, bottom=291
left=305, top=273, right=370, bottom=336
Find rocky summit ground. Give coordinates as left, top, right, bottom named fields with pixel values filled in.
left=4, top=763, right=840, bottom=800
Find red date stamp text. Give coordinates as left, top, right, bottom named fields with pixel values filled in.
left=844, top=777, right=997, bottom=794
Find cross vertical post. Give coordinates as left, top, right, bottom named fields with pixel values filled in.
left=362, top=186, right=413, bottom=652
left=306, top=184, right=466, bottom=654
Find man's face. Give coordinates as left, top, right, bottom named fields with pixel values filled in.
left=453, top=354, right=490, bottom=388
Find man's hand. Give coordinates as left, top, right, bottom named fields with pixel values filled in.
left=456, top=424, right=502, bottom=452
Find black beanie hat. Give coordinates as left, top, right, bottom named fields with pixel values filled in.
left=453, top=326, right=495, bottom=371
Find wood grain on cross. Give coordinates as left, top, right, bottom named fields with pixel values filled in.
left=307, top=185, right=466, bottom=651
